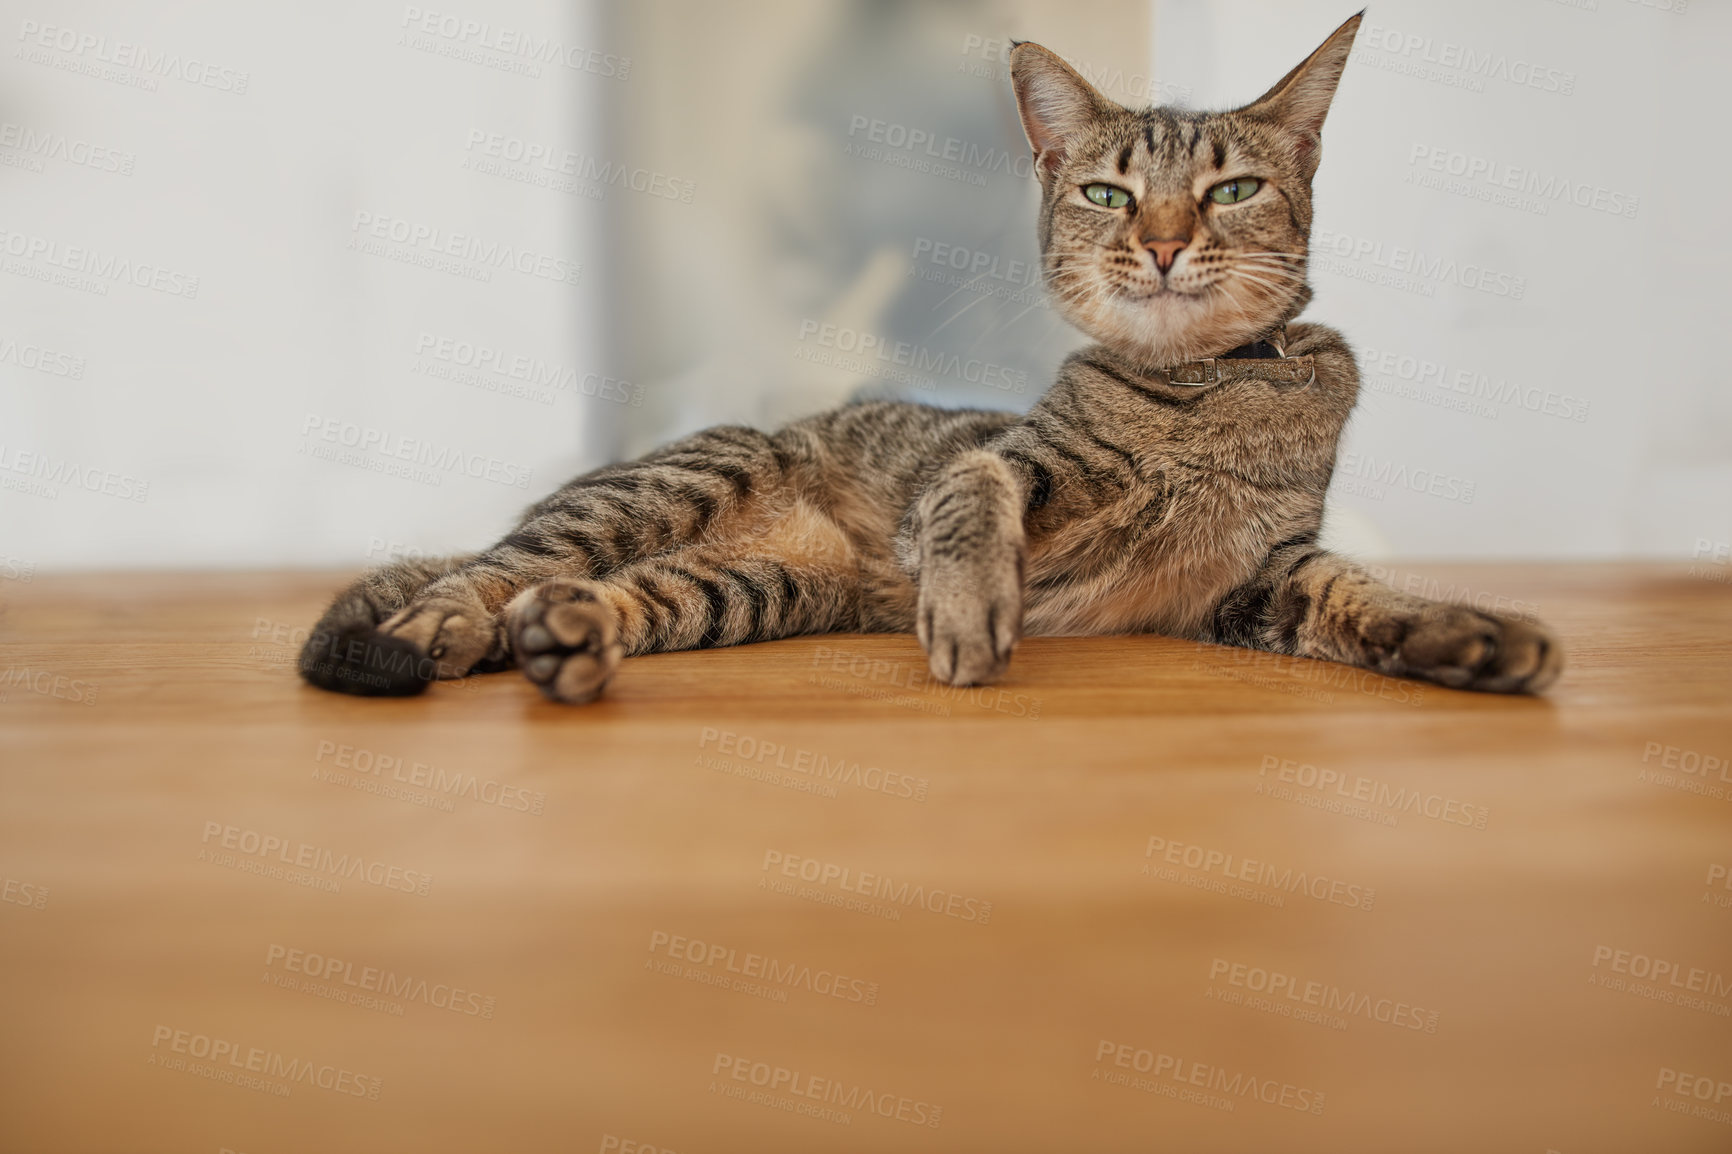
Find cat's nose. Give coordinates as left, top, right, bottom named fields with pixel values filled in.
left=1145, top=238, right=1188, bottom=273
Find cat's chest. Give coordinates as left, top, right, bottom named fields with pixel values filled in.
left=1023, top=430, right=1309, bottom=635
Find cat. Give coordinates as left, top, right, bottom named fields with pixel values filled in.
left=299, top=12, right=1560, bottom=704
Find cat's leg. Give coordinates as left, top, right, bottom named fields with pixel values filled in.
left=298, top=554, right=486, bottom=695
left=299, top=425, right=783, bottom=697
left=1208, top=540, right=1562, bottom=693
left=505, top=505, right=862, bottom=703
left=906, top=450, right=1028, bottom=686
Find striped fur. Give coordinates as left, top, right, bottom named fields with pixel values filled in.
left=301, top=13, right=1560, bottom=702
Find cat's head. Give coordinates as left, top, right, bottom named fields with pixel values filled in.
left=1010, top=13, right=1361, bottom=368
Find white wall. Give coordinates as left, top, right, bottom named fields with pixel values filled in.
left=3, top=1, right=1727, bottom=571
left=1157, top=0, right=1732, bottom=559
left=0, top=0, right=609, bottom=569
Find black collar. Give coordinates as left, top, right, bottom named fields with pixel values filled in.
left=1163, top=326, right=1315, bottom=388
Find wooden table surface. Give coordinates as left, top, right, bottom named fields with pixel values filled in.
left=1, top=564, right=1729, bottom=1153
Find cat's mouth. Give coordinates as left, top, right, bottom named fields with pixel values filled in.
left=1111, top=281, right=1213, bottom=307
left=1104, top=275, right=1207, bottom=302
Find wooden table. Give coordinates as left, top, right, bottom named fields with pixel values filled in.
left=2, top=564, right=1729, bottom=1153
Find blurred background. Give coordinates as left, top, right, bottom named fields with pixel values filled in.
left=1, top=0, right=1727, bottom=570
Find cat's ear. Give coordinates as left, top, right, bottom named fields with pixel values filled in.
left=1010, top=42, right=1112, bottom=180
left=1242, top=11, right=1362, bottom=171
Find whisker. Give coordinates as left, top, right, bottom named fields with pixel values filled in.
left=922, top=288, right=994, bottom=341
left=929, top=263, right=1010, bottom=313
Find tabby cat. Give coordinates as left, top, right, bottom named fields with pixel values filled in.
left=299, top=13, right=1560, bottom=704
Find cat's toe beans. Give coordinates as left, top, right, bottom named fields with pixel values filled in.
left=1478, top=620, right=1562, bottom=694
left=550, top=651, right=613, bottom=704
left=1398, top=607, right=1562, bottom=694
left=543, top=602, right=606, bottom=649
left=508, top=585, right=622, bottom=704
left=523, top=653, right=561, bottom=683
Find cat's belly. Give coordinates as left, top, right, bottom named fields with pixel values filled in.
left=1021, top=488, right=1287, bottom=639
left=1023, top=555, right=1242, bottom=638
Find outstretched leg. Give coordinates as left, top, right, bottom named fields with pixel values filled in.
left=1208, top=539, right=1562, bottom=693
left=506, top=504, right=862, bottom=703
left=298, top=425, right=784, bottom=696
left=297, top=555, right=486, bottom=695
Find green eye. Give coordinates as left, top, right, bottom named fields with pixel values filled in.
left=1083, top=183, right=1132, bottom=209
left=1208, top=177, right=1262, bottom=205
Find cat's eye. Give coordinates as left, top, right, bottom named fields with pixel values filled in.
left=1083, top=183, right=1132, bottom=209
left=1208, top=177, right=1262, bottom=205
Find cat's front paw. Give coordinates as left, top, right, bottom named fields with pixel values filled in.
left=1374, top=604, right=1562, bottom=694
left=916, top=567, right=1023, bottom=687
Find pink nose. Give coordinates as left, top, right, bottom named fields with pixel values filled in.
left=1146, top=238, right=1188, bottom=273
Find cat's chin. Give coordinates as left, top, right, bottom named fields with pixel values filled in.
left=1069, top=295, right=1281, bottom=371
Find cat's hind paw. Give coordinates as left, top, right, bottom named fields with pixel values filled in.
left=1378, top=605, right=1563, bottom=695
left=508, top=579, right=623, bottom=704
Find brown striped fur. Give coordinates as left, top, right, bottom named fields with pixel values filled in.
left=300, top=13, right=1560, bottom=702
